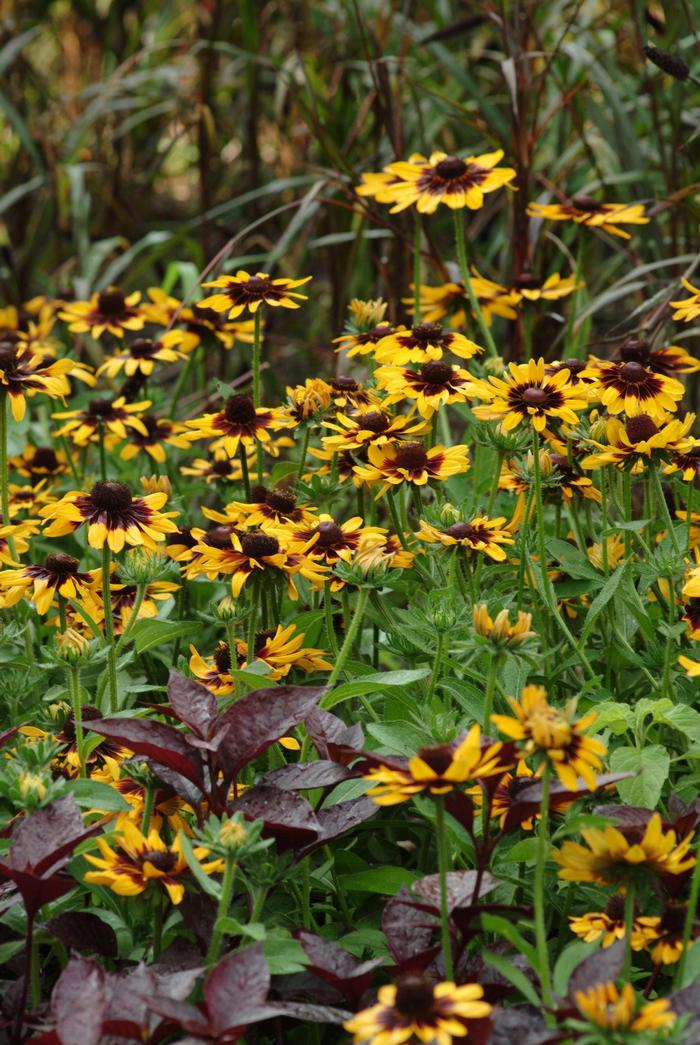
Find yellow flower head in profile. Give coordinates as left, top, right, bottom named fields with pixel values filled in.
left=417, top=516, right=515, bottom=561
left=527, top=195, right=649, bottom=239
left=199, top=270, right=311, bottom=319
left=670, top=277, right=700, bottom=323
left=554, top=812, right=696, bottom=883
left=568, top=892, right=660, bottom=950
left=473, top=604, right=535, bottom=647
left=59, top=286, right=145, bottom=338
left=491, top=684, right=606, bottom=790
left=469, top=357, right=587, bottom=433
left=573, top=982, right=674, bottom=1035
left=40, top=481, right=179, bottom=553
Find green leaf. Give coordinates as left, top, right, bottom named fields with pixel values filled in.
left=262, top=932, right=308, bottom=974
left=481, top=914, right=537, bottom=967
left=131, top=619, right=199, bottom=654
left=579, top=564, right=627, bottom=645
left=339, top=867, right=421, bottom=895
left=501, top=839, right=539, bottom=865
left=0, top=940, right=24, bottom=966
left=322, top=669, right=430, bottom=709
left=659, top=705, right=700, bottom=745
left=482, top=950, right=541, bottom=1006
left=553, top=941, right=598, bottom=997
left=218, top=917, right=267, bottom=941
left=71, top=779, right=130, bottom=812
left=366, top=721, right=433, bottom=755
left=594, top=701, right=634, bottom=735
left=178, top=832, right=221, bottom=899
left=609, top=745, right=669, bottom=808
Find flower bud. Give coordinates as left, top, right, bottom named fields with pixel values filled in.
left=218, top=816, right=248, bottom=852
left=56, top=628, right=90, bottom=664
left=348, top=297, right=388, bottom=330
left=643, top=45, right=690, bottom=81
left=140, top=474, right=173, bottom=496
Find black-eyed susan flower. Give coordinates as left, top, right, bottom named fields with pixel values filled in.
left=0, top=553, right=94, bottom=615
left=52, top=395, right=150, bottom=447
left=308, top=445, right=363, bottom=486
left=644, top=903, right=694, bottom=965
left=7, top=480, right=56, bottom=517
left=199, top=270, right=311, bottom=319
left=189, top=641, right=236, bottom=696
left=237, top=623, right=332, bottom=679
left=469, top=358, right=587, bottom=433
left=682, top=596, right=700, bottom=640
left=41, top=481, right=179, bottom=553
left=333, top=300, right=395, bottom=357
left=344, top=976, right=491, bottom=1045
left=10, top=444, right=71, bottom=479
left=573, top=982, right=675, bottom=1034
left=569, top=893, right=660, bottom=950
left=113, top=414, right=190, bottom=464
left=671, top=277, right=700, bottom=323
left=285, top=378, right=334, bottom=423
left=96, top=571, right=179, bottom=632
left=362, top=725, right=512, bottom=806
left=618, top=334, right=700, bottom=376
left=527, top=196, right=650, bottom=239
left=59, top=286, right=145, bottom=338
left=664, top=441, right=700, bottom=481
left=376, top=360, right=473, bottom=417
left=508, top=270, right=582, bottom=301
left=354, top=441, right=469, bottom=498
left=285, top=514, right=386, bottom=567
left=0, top=342, right=91, bottom=422
left=329, top=376, right=380, bottom=411
left=183, top=393, right=289, bottom=458
left=84, top=820, right=219, bottom=904
left=355, top=155, right=424, bottom=206
left=373, top=322, right=481, bottom=365
left=140, top=287, right=256, bottom=351
left=417, top=516, right=514, bottom=561
left=404, top=281, right=471, bottom=328
left=554, top=812, right=695, bottom=883
left=587, top=533, right=626, bottom=573
left=473, top=604, right=535, bottom=647
left=581, top=358, right=685, bottom=419
left=378, top=149, right=516, bottom=214
left=96, top=335, right=186, bottom=379
left=322, top=408, right=428, bottom=453
left=547, top=453, right=602, bottom=504
left=227, top=488, right=317, bottom=530
left=582, top=414, right=694, bottom=473
left=180, top=450, right=255, bottom=485
left=491, top=685, right=606, bottom=790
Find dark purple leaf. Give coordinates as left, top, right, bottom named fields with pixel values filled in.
left=261, top=761, right=357, bottom=790
left=502, top=774, right=635, bottom=833
left=267, top=1000, right=352, bottom=1024
left=567, top=939, right=624, bottom=999
left=445, top=791, right=475, bottom=835
left=147, top=761, right=204, bottom=808
left=87, top=718, right=204, bottom=790
left=0, top=864, right=75, bottom=914
left=168, top=671, right=219, bottom=739
left=296, top=797, right=378, bottom=859
left=590, top=803, right=652, bottom=827
left=103, top=964, right=159, bottom=1039
left=231, top=786, right=319, bottom=852
left=0, top=724, right=21, bottom=749
left=204, top=944, right=270, bottom=1034
left=52, top=957, right=105, bottom=1045
left=304, top=708, right=364, bottom=763
left=217, top=686, right=324, bottom=778
left=295, top=932, right=383, bottom=1002
left=669, top=977, right=700, bottom=1024
left=382, top=887, right=440, bottom=968
left=491, top=1006, right=553, bottom=1044
left=412, top=871, right=495, bottom=913
left=10, top=794, right=83, bottom=872
left=145, top=994, right=209, bottom=1035
left=47, top=912, right=117, bottom=958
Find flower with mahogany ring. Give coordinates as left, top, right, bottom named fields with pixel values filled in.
left=140, top=287, right=256, bottom=351
left=180, top=450, right=256, bottom=485
left=10, top=444, right=71, bottom=479
left=572, top=982, right=675, bottom=1034
left=468, top=357, right=586, bottom=433
left=670, top=277, right=700, bottom=323
left=569, top=893, right=661, bottom=950
left=0, top=518, right=40, bottom=565
left=223, top=489, right=318, bottom=531
left=353, top=441, right=470, bottom=498
left=329, top=376, right=380, bottom=411
left=364, top=149, right=516, bottom=214
left=334, top=322, right=399, bottom=358
left=0, top=553, right=94, bottom=615
left=491, top=684, right=606, bottom=790
left=7, top=480, right=56, bottom=518
left=183, top=393, right=290, bottom=458
left=111, top=414, right=191, bottom=464
left=417, top=516, right=514, bottom=561
left=375, top=360, right=473, bottom=417
left=322, top=408, right=428, bottom=454
left=52, top=396, right=151, bottom=447
left=59, top=286, right=145, bottom=338
left=283, top=514, right=386, bottom=569
left=96, top=336, right=186, bottom=379
left=581, top=358, right=685, bottom=419
left=0, top=342, right=94, bottom=422
left=663, top=441, right=700, bottom=481
left=527, top=196, right=649, bottom=239
left=582, top=414, right=694, bottom=473
left=199, top=270, right=311, bottom=319
left=616, top=334, right=700, bottom=376
left=40, top=481, right=179, bottom=553
left=373, top=322, right=482, bottom=365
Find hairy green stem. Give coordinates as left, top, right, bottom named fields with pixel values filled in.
left=434, top=797, right=454, bottom=979
left=0, top=392, right=16, bottom=560
left=101, top=544, right=119, bottom=713
left=533, top=760, right=552, bottom=1004
left=207, top=856, right=237, bottom=965
left=453, top=211, right=498, bottom=359
left=327, top=587, right=369, bottom=686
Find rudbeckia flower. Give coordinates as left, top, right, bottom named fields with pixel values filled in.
left=581, top=358, right=685, bottom=419
left=10, top=444, right=71, bottom=479
left=140, top=287, right=255, bottom=351
left=183, top=393, right=289, bottom=458
left=190, top=640, right=236, bottom=695
left=96, top=335, right=186, bottom=379
left=354, top=441, right=469, bottom=497
left=355, top=155, right=424, bottom=205
left=469, top=358, right=587, bottom=433
left=52, top=395, right=150, bottom=447
left=417, top=516, right=514, bottom=561
left=0, top=517, right=40, bottom=565
left=554, top=811, right=695, bottom=883
left=329, top=376, right=379, bottom=411
left=225, top=488, right=317, bottom=530
left=617, top=334, right=700, bottom=376
left=527, top=196, right=650, bottom=239
left=582, top=414, right=694, bottom=473
left=0, top=553, right=94, bottom=615
left=367, top=149, right=516, bottom=214
left=59, top=286, right=145, bottom=338
left=473, top=604, right=535, bottom=647
left=8, top=480, right=56, bottom=517
left=180, top=450, right=256, bottom=485
left=664, top=441, right=700, bottom=481
left=507, top=270, right=582, bottom=301
left=376, top=360, right=473, bottom=417
left=491, top=684, right=606, bottom=790
left=199, top=270, right=311, bottom=318
left=91, top=570, right=179, bottom=632
left=344, top=976, right=491, bottom=1045
left=284, top=514, right=386, bottom=567
left=41, top=481, right=179, bottom=553
left=670, top=277, right=700, bottom=323
left=569, top=893, right=660, bottom=949
left=238, top=623, right=332, bottom=678
left=362, top=725, right=512, bottom=806
left=285, top=378, right=334, bottom=422
left=573, top=983, right=675, bottom=1033
left=333, top=321, right=398, bottom=358
left=112, top=414, right=191, bottom=464
left=0, top=342, right=93, bottom=422
left=322, top=408, right=428, bottom=453
left=373, top=322, right=481, bottom=365
left=84, top=820, right=220, bottom=904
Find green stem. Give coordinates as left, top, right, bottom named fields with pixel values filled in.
left=141, top=780, right=156, bottom=835
left=97, top=421, right=107, bottom=481
left=114, top=583, right=146, bottom=655
left=239, top=443, right=251, bottom=501
left=651, top=464, right=681, bottom=557
left=252, top=310, right=262, bottom=406
left=206, top=856, right=237, bottom=965
left=483, top=655, right=500, bottom=734
left=600, top=469, right=610, bottom=575
left=453, top=211, right=498, bottom=359
left=622, top=470, right=632, bottom=560
left=327, top=587, right=370, bottom=686
left=246, top=577, right=259, bottom=664
left=168, top=345, right=200, bottom=418
left=295, top=424, right=311, bottom=487
left=434, top=797, right=454, bottom=979
left=425, top=632, right=445, bottom=704
left=563, top=237, right=585, bottom=358
left=687, top=480, right=694, bottom=553
left=0, top=392, right=17, bottom=560
left=533, top=760, right=552, bottom=1004
left=675, top=837, right=700, bottom=988
left=323, top=581, right=339, bottom=656
left=623, top=881, right=636, bottom=983
left=386, top=489, right=410, bottom=551
left=58, top=594, right=67, bottom=633
left=69, top=666, right=85, bottom=777
left=101, top=543, right=118, bottom=713
left=413, top=216, right=422, bottom=323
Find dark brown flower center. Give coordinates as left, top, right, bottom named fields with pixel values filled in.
left=366, top=324, right=393, bottom=340
left=140, top=850, right=177, bottom=873
left=240, top=532, right=280, bottom=558
left=254, top=630, right=274, bottom=653
left=205, top=526, right=235, bottom=549
left=265, top=490, right=296, bottom=513
left=128, top=338, right=156, bottom=359
left=212, top=459, right=234, bottom=476
left=0, top=343, right=18, bottom=369
left=45, top=553, right=79, bottom=575
left=168, top=527, right=195, bottom=548
left=97, top=288, right=127, bottom=316
left=31, top=446, right=60, bottom=470
left=242, top=276, right=270, bottom=294
left=214, top=642, right=232, bottom=674
left=224, top=394, right=257, bottom=423
left=359, top=411, right=390, bottom=434
left=625, top=415, right=658, bottom=442
left=90, top=481, right=132, bottom=511
left=192, top=303, right=219, bottom=324
left=435, top=156, right=468, bottom=180
left=412, top=322, right=443, bottom=342
left=511, top=273, right=542, bottom=290
left=619, top=361, right=648, bottom=384
left=87, top=398, right=117, bottom=418
left=313, top=520, right=344, bottom=547
left=446, top=522, right=477, bottom=541
left=561, top=358, right=586, bottom=375
left=571, top=194, right=600, bottom=212
left=395, top=442, right=428, bottom=470
left=416, top=743, right=454, bottom=775
left=522, top=386, right=548, bottom=406
left=142, top=415, right=164, bottom=438
left=619, top=337, right=650, bottom=364
left=421, top=361, right=454, bottom=385
left=659, top=904, right=687, bottom=935
left=332, top=377, right=359, bottom=392
left=606, top=894, right=626, bottom=922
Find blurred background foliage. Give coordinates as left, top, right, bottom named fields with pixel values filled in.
left=2, top=0, right=700, bottom=374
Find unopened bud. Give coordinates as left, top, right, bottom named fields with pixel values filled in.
left=643, top=45, right=690, bottom=81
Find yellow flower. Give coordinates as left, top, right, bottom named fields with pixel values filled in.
left=670, top=277, right=700, bottom=323
left=417, top=516, right=514, bottom=561
left=491, top=685, right=606, bottom=790
left=41, top=481, right=179, bottom=553
left=10, top=444, right=71, bottom=479
left=573, top=982, right=674, bottom=1034
left=112, top=415, right=191, bottom=464
left=183, top=394, right=289, bottom=458
left=344, top=976, right=491, bottom=1045
left=285, top=378, right=333, bottom=422
left=190, top=641, right=235, bottom=695
left=96, top=335, right=186, bottom=379
left=679, top=653, right=700, bottom=677
left=569, top=893, right=660, bottom=950
left=373, top=322, right=482, bottom=365
left=509, top=271, right=582, bottom=301
left=363, top=149, right=516, bottom=214
left=554, top=812, right=696, bottom=883
left=587, top=534, right=626, bottom=573
left=322, top=408, right=428, bottom=454
left=52, top=395, right=151, bottom=447
left=0, top=553, right=94, bottom=615
left=469, top=357, right=587, bottom=433
left=375, top=360, right=473, bottom=417
left=581, top=358, right=685, bottom=419
left=473, top=604, right=535, bottom=646
left=527, top=197, right=649, bottom=239
left=353, top=441, right=469, bottom=498
left=0, top=343, right=93, bottom=422
left=59, top=286, right=145, bottom=338
left=199, top=270, right=311, bottom=319
left=582, top=414, right=694, bottom=473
